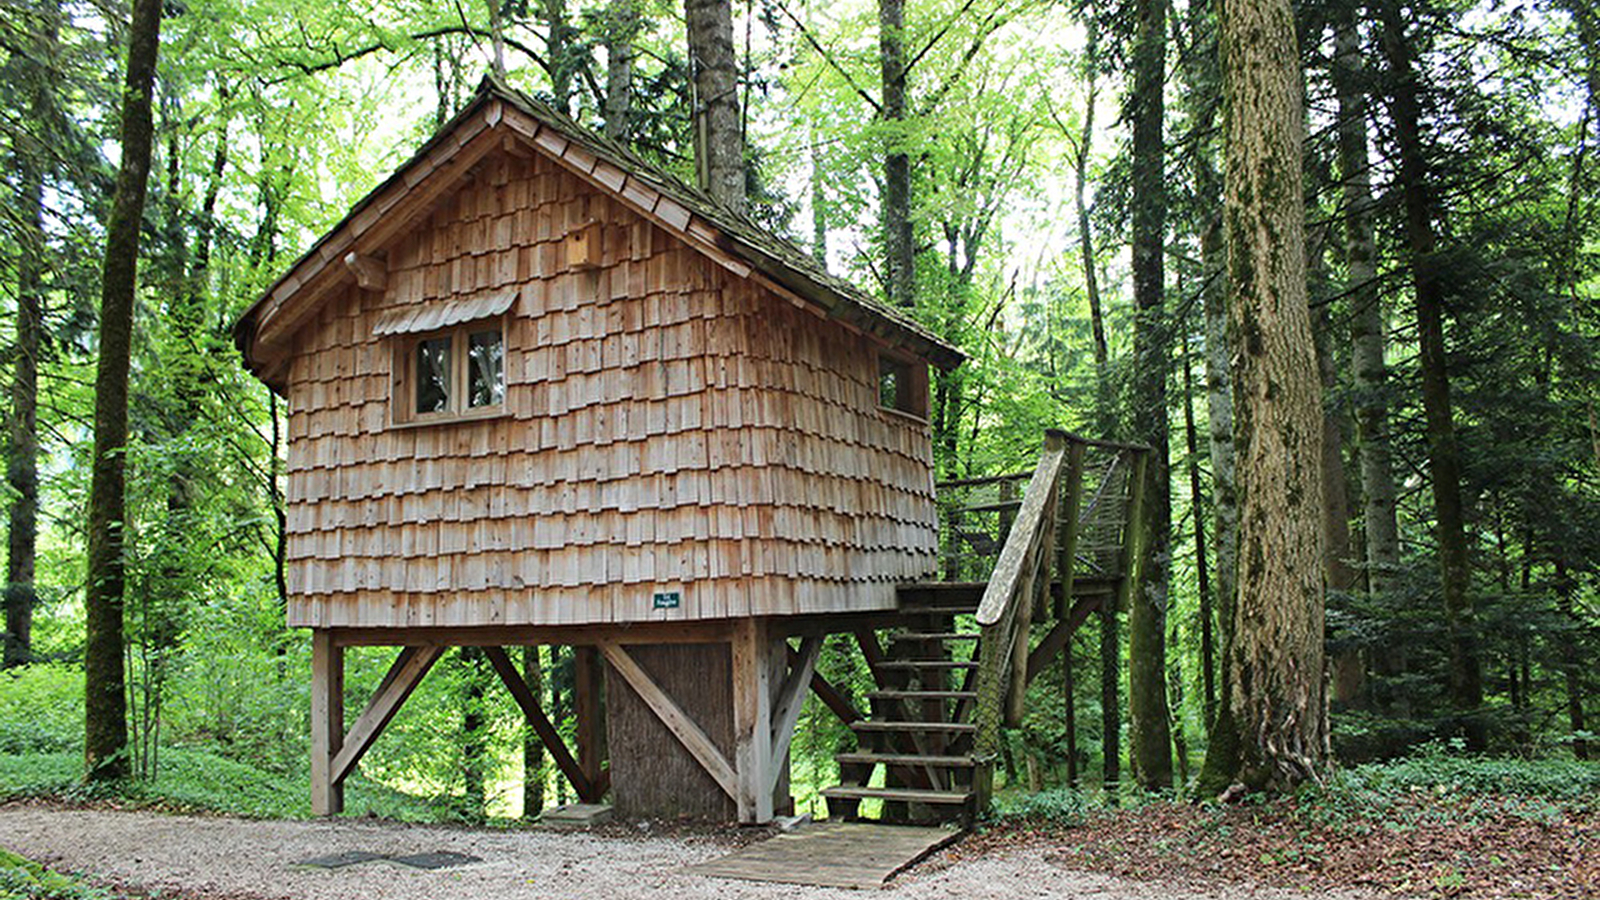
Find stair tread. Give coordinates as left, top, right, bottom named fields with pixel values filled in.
left=851, top=720, right=977, bottom=732
left=879, top=660, right=979, bottom=669
left=835, top=752, right=978, bottom=767
left=822, top=786, right=974, bottom=805
left=892, top=632, right=980, bottom=641
left=867, top=689, right=978, bottom=700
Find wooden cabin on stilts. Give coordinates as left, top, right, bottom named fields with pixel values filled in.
left=235, top=75, right=1149, bottom=826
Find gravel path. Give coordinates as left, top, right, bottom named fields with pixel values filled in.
left=0, top=805, right=1374, bottom=899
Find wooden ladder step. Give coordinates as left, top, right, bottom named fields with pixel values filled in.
left=866, top=689, right=978, bottom=701
left=834, top=752, right=977, bottom=768
left=822, top=786, right=974, bottom=806
left=902, top=604, right=979, bottom=614
left=891, top=632, right=980, bottom=642
left=851, top=720, right=977, bottom=734
left=878, top=660, right=978, bottom=670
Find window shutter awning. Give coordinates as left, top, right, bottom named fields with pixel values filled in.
left=372, top=288, right=518, bottom=337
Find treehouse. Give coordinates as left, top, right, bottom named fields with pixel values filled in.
left=235, top=75, right=1148, bottom=826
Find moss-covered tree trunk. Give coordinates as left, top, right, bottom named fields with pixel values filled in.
left=1199, top=0, right=1327, bottom=794
left=880, top=0, right=913, bottom=308
left=4, top=0, right=57, bottom=670
left=1378, top=0, right=1484, bottom=748
left=85, top=0, right=163, bottom=784
left=687, top=0, right=743, bottom=212
left=1128, top=0, right=1174, bottom=793
left=603, top=0, right=638, bottom=142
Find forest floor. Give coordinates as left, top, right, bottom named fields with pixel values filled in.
left=959, top=793, right=1596, bottom=900
left=0, top=792, right=1592, bottom=899
left=0, top=801, right=1377, bottom=900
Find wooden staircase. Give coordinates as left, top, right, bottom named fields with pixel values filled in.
left=820, top=430, right=1151, bottom=826
left=822, top=586, right=986, bottom=821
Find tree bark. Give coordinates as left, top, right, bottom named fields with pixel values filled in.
left=1314, top=298, right=1360, bottom=706
left=1378, top=0, right=1484, bottom=748
left=880, top=0, right=913, bottom=307
left=1128, top=0, right=1174, bottom=792
left=1555, top=562, right=1590, bottom=760
left=1182, top=328, right=1216, bottom=724
left=1202, top=0, right=1327, bottom=793
left=4, top=0, right=58, bottom=669
left=603, top=0, right=637, bottom=142
left=85, top=0, right=162, bottom=784
left=1333, top=11, right=1399, bottom=599
left=523, top=645, right=546, bottom=816
left=545, top=0, right=577, bottom=113
left=687, top=0, right=744, bottom=211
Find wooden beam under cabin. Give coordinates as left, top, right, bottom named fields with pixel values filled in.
left=310, top=630, right=344, bottom=816
left=330, top=645, right=444, bottom=785
left=483, top=646, right=604, bottom=803
left=767, top=635, right=821, bottom=797
left=573, top=646, right=606, bottom=790
left=731, top=619, right=775, bottom=824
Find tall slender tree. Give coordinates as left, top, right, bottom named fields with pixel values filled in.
left=1378, top=0, right=1484, bottom=748
left=1127, top=0, right=1174, bottom=792
left=85, top=0, right=163, bottom=783
left=4, top=0, right=59, bottom=669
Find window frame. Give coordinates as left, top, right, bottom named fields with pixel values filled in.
left=876, top=352, right=930, bottom=422
left=390, top=315, right=509, bottom=427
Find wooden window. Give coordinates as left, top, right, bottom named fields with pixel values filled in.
left=877, top=354, right=928, bottom=420
left=392, top=318, right=507, bottom=424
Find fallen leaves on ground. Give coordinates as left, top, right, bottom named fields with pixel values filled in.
left=953, top=793, right=1595, bottom=899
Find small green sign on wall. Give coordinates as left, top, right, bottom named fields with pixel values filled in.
left=653, top=591, right=681, bottom=610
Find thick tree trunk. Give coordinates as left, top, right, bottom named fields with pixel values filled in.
left=1554, top=562, right=1590, bottom=760
left=603, top=0, right=637, bottom=142
left=85, top=0, right=162, bottom=784
left=4, top=2, right=56, bottom=669
left=1202, top=0, right=1327, bottom=793
left=1128, top=0, right=1174, bottom=793
left=880, top=0, right=913, bottom=307
left=1378, top=0, right=1484, bottom=748
left=687, top=0, right=743, bottom=212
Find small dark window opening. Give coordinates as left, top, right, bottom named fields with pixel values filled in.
left=415, top=336, right=453, bottom=414
left=878, top=354, right=927, bottom=419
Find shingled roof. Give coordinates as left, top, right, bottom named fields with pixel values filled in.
left=235, top=75, right=964, bottom=392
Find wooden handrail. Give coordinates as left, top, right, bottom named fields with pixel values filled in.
left=975, top=432, right=1069, bottom=627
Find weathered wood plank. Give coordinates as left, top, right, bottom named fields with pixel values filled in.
left=767, top=635, right=820, bottom=795
left=310, top=630, right=343, bottom=816
left=329, top=644, right=443, bottom=785
left=483, top=645, right=601, bottom=803
left=731, top=619, right=774, bottom=823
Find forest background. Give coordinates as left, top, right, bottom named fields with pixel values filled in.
left=0, top=0, right=1595, bottom=824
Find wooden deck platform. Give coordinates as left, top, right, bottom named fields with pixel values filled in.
left=685, top=822, right=962, bottom=889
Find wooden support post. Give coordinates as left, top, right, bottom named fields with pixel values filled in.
left=484, top=646, right=604, bottom=803
left=573, top=646, right=605, bottom=789
left=1055, top=441, right=1088, bottom=619
left=768, top=636, right=821, bottom=796
left=330, top=645, right=444, bottom=785
left=731, top=619, right=774, bottom=824
left=310, top=630, right=344, bottom=816
left=789, top=643, right=863, bottom=724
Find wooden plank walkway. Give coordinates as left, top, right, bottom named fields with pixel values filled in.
left=685, top=822, right=962, bottom=890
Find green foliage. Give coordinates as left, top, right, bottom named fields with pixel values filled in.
left=996, top=786, right=1089, bottom=825
left=0, top=849, right=112, bottom=900
left=0, top=666, right=82, bottom=755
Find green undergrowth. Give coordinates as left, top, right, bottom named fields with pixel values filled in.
left=1304, top=749, right=1600, bottom=828
left=0, top=748, right=443, bottom=822
left=0, top=849, right=113, bottom=900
